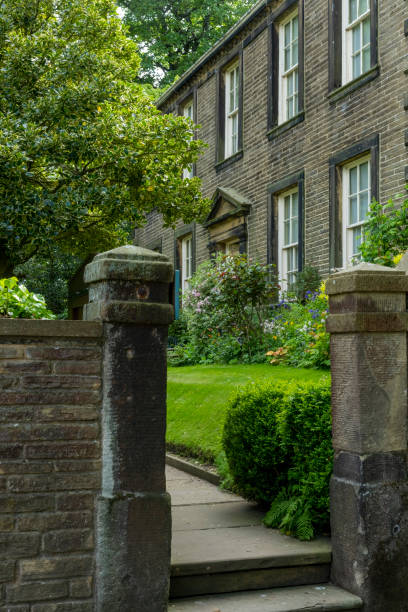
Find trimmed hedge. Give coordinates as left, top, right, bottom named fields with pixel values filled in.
left=222, top=379, right=332, bottom=539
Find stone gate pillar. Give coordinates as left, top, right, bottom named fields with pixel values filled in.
left=84, top=245, right=173, bottom=612
left=326, top=262, right=408, bottom=611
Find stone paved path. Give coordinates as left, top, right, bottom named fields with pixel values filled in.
left=166, top=465, right=363, bottom=612
left=167, top=464, right=331, bottom=571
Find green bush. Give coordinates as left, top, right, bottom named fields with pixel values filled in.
left=0, top=277, right=55, bottom=319
left=222, top=379, right=332, bottom=540
left=222, top=382, right=290, bottom=503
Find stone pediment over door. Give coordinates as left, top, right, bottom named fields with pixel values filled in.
left=204, top=187, right=251, bottom=256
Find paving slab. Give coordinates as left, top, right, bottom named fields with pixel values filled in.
left=172, top=501, right=264, bottom=531
left=167, top=465, right=194, bottom=481
left=169, top=584, right=363, bottom=611
left=167, top=466, right=240, bottom=506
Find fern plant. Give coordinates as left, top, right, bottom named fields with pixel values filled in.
left=263, top=491, right=314, bottom=541
left=222, top=379, right=332, bottom=541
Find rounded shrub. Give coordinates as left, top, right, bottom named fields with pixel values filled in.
left=222, top=382, right=291, bottom=505
left=222, top=378, right=332, bottom=539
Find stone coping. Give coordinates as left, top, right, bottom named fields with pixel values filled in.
left=166, top=453, right=220, bottom=486
left=326, top=273, right=408, bottom=295
left=0, top=318, right=102, bottom=337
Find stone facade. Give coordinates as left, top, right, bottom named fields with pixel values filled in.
left=135, top=0, right=408, bottom=287
left=0, top=320, right=102, bottom=611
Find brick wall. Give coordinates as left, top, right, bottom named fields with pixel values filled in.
left=0, top=319, right=102, bottom=612
left=135, top=0, right=408, bottom=278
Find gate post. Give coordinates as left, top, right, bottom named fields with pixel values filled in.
left=84, top=245, right=173, bottom=612
left=326, top=262, right=408, bottom=610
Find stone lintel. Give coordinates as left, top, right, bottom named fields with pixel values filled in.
left=326, top=266, right=408, bottom=296
left=333, top=451, right=407, bottom=484
left=327, top=312, right=408, bottom=333
left=84, top=301, right=173, bottom=325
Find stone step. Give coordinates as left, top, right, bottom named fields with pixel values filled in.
left=169, top=584, right=363, bottom=611
left=169, top=465, right=332, bottom=600
left=171, top=517, right=331, bottom=598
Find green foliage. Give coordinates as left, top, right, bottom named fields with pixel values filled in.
left=222, top=379, right=332, bottom=539
left=291, top=265, right=321, bottom=302
left=118, top=0, right=254, bottom=87
left=168, top=312, right=189, bottom=347
left=264, top=495, right=314, bottom=541
left=0, top=277, right=55, bottom=319
left=359, top=193, right=408, bottom=266
left=0, top=0, right=209, bottom=273
left=15, top=249, right=81, bottom=318
left=264, top=284, right=330, bottom=369
left=170, top=254, right=279, bottom=365
left=215, top=450, right=237, bottom=491
left=222, top=382, right=291, bottom=504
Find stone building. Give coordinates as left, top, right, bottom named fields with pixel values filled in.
left=134, top=0, right=408, bottom=293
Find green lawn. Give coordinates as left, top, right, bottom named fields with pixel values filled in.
left=166, top=364, right=330, bottom=462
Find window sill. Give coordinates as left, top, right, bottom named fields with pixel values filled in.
left=267, top=112, right=305, bottom=141
left=215, top=150, right=243, bottom=173
left=328, top=65, right=380, bottom=104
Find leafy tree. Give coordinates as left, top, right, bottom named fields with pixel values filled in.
left=118, top=0, right=255, bottom=87
left=359, top=193, right=408, bottom=266
left=0, top=0, right=209, bottom=276
left=15, top=248, right=81, bottom=317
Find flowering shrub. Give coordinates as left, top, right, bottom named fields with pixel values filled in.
left=264, top=283, right=330, bottom=369
left=168, top=256, right=330, bottom=369
left=169, top=254, right=279, bottom=365
left=0, top=277, right=55, bottom=319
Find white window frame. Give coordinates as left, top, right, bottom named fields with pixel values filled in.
left=278, top=9, right=299, bottom=125
left=225, top=62, right=240, bottom=159
left=181, top=234, right=193, bottom=292
left=278, top=187, right=299, bottom=292
left=342, top=0, right=371, bottom=84
left=341, top=154, right=371, bottom=267
left=182, top=100, right=194, bottom=180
